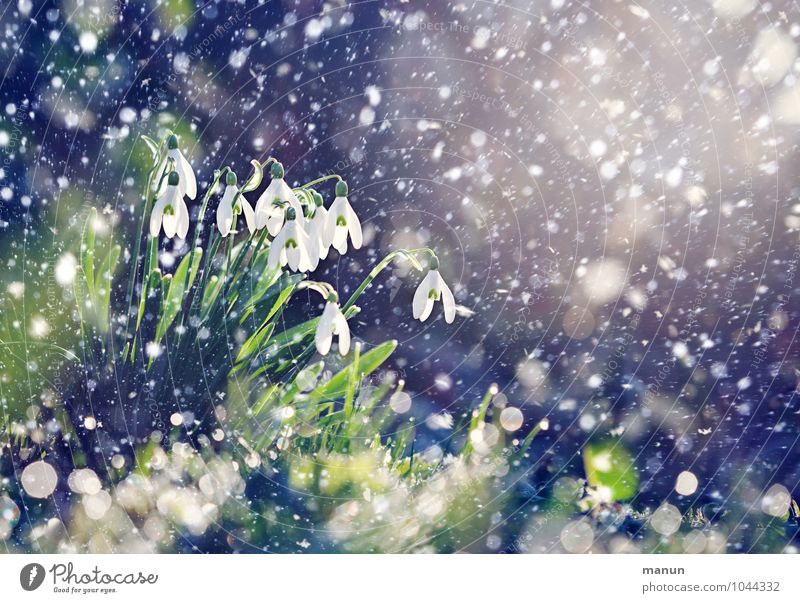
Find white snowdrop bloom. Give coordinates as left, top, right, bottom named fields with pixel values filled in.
left=315, top=294, right=351, bottom=356
left=267, top=207, right=314, bottom=272
left=326, top=180, right=362, bottom=255
left=307, top=190, right=331, bottom=264
left=150, top=171, right=189, bottom=239
left=216, top=172, right=255, bottom=237
left=254, top=162, right=304, bottom=235
left=156, top=135, right=197, bottom=200
left=412, top=259, right=456, bottom=323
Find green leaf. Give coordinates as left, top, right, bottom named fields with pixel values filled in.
left=250, top=384, right=281, bottom=419
left=201, top=275, right=223, bottom=318
left=232, top=278, right=302, bottom=371
left=140, top=135, right=160, bottom=159
left=233, top=322, right=275, bottom=370
left=155, top=248, right=203, bottom=344
left=263, top=282, right=298, bottom=323
left=95, top=244, right=120, bottom=333
left=582, top=439, right=639, bottom=502
left=238, top=267, right=284, bottom=320
left=80, top=208, right=97, bottom=303
left=278, top=361, right=324, bottom=406
left=136, top=238, right=159, bottom=333
left=312, top=340, right=397, bottom=401
left=343, top=343, right=361, bottom=418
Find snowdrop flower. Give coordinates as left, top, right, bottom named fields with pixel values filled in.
left=315, top=293, right=351, bottom=356
left=412, top=257, right=455, bottom=323
left=326, top=180, right=362, bottom=255
left=307, top=191, right=330, bottom=264
left=267, top=207, right=314, bottom=272
left=216, top=172, right=255, bottom=237
left=254, top=162, right=304, bottom=235
left=150, top=171, right=190, bottom=239
left=156, top=135, right=197, bottom=200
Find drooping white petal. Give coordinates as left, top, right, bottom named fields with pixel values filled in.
left=176, top=197, right=190, bottom=239
left=299, top=240, right=314, bottom=272
left=324, top=200, right=337, bottom=248
left=345, top=200, right=362, bottom=249
left=333, top=309, right=351, bottom=355
left=331, top=228, right=348, bottom=255
left=439, top=278, right=456, bottom=324
left=255, top=179, right=280, bottom=230
left=283, top=222, right=302, bottom=271
left=156, top=186, right=180, bottom=238
left=265, top=205, right=286, bottom=236
left=240, top=197, right=256, bottom=234
left=418, top=295, right=435, bottom=321
left=328, top=197, right=350, bottom=254
left=267, top=228, right=288, bottom=269
left=165, top=149, right=189, bottom=200
left=162, top=210, right=178, bottom=238
left=255, top=178, right=302, bottom=232
left=413, top=269, right=438, bottom=321
left=310, top=206, right=330, bottom=260
left=306, top=226, right=320, bottom=269
left=315, top=302, right=337, bottom=356
left=177, top=150, right=197, bottom=199
left=277, top=179, right=301, bottom=206
left=294, top=224, right=315, bottom=272
left=216, top=185, right=236, bottom=237
left=150, top=191, right=168, bottom=237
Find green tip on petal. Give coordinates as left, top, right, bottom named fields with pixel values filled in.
left=335, top=180, right=348, bottom=197
left=271, top=162, right=284, bottom=179
left=168, top=171, right=180, bottom=186
left=312, top=191, right=324, bottom=206
left=286, top=206, right=297, bottom=221
left=429, top=255, right=439, bottom=270
left=226, top=172, right=237, bottom=186
left=167, top=134, right=178, bottom=149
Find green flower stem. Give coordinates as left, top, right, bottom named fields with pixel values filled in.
left=225, top=230, right=269, bottom=306
left=298, top=174, right=342, bottom=189
left=180, top=167, right=229, bottom=299
left=292, top=188, right=314, bottom=207
left=122, top=138, right=167, bottom=360
left=514, top=419, right=545, bottom=461
left=343, top=342, right=361, bottom=419
left=341, top=247, right=435, bottom=312
left=179, top=156, right=267, bottom=330
left=297, top=280, right=336, bottom=300
left=194, top=229, right=220, bottom=315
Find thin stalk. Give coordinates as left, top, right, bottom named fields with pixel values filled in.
left=123, top=139, right=166, bottom=347
left=515, top=419, right=547, bottom=460
left=462, top=385, right=497, bottom=459
left=297, top=280, right=336, bottom=300
left=298, top=174, right=342, bottom=189
left=341, top=247, right=434, bottom=312
left=343, top=342, right=361, bottom=419
left=225, top=230, right=269, bottom=308
left=178, top=167, right=229, bottom=301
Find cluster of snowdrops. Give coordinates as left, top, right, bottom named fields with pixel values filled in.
left=149, top=134, right=457, bottom=356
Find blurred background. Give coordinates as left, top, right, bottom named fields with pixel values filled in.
left=1, top=0, right=800, bottom=551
